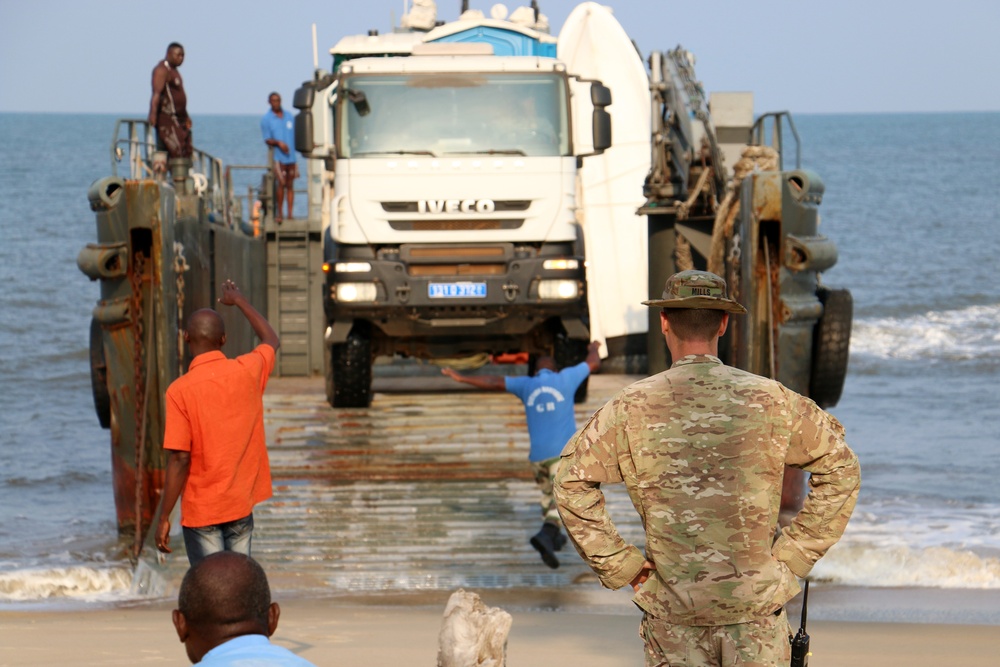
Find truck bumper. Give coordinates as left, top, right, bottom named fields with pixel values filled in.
left=324, top=248, right=588, bottom=356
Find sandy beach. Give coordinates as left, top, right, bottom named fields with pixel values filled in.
left=3, top=586, right=999, bottom=666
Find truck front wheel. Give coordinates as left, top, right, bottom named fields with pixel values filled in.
left=327, top=324, right=374, bottom=409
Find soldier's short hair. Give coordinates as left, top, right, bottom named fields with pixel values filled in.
left=662, top=308, right=725, bottom=342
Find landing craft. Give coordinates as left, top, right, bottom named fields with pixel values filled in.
left=79, top=1, right=850, bottom=546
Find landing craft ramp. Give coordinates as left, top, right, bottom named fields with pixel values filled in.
left=142, top=374, right=645, bottom=596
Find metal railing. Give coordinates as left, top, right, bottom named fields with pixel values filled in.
left=109, top=119, right=255, bottom=232
left=750, top=111, right=801, bottom=171
left=108, top=121, right=308, bottom=234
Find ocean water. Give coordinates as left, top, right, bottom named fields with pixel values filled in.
left=0, top=111, right=998, bottom=604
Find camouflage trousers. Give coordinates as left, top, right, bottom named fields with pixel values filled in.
left=640, top=610, right=792, bottom=667
left=529, top=456, right=562, bottom=525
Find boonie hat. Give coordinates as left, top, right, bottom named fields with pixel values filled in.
left=642, top=270, right=747, bottom=314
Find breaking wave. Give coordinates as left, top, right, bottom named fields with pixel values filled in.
left=813, top=543, right=1000, bottom=589
left=0, top=566, right=132, bottom=602
left=850, top=304, right=1000, bottom=363
left=808, top=498, right=1000, bottom=589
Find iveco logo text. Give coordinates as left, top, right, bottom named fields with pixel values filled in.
left=417, top=199, right=495, bottom=214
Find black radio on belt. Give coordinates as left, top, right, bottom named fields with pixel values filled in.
left=790, top=579, right=811, bottom=667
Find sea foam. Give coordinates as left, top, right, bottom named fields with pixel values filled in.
left=0, top=565, right=132, bottom=601
left=813, top=542, right=1000, bottom=589
left=850, top=304, right=1000, bottom=362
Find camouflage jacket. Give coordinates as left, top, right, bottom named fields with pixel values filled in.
left=554, top=355, right=860, bottom=625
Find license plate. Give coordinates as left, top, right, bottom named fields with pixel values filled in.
left=428, top=282, right=487, bottom=299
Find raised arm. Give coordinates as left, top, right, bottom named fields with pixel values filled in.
left=217, top=279, right=280, bottom=350
left=441, top=367, right=505, bottom=391
left=585, top=340, right=602, bottom=373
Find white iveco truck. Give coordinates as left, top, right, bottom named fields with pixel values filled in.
left=293, top=3, right=611, bottom=407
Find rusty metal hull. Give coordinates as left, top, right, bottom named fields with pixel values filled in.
left=79, top=126, right=267, bottom=546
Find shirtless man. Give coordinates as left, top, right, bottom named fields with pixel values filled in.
left=149, top=43, right=193, bottom=158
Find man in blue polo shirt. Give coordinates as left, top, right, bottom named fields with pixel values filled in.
left=260, top=92, right=297, bottom=222
left=442, top=341, right=601, bottom=568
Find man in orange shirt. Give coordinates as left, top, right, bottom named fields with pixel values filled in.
left=155, top=280, right=280, bottom=566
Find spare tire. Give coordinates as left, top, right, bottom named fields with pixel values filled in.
left=809, top=287, right=853, bottom=408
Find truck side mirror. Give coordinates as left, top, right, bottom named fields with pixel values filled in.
left=591, top=83, right=612, bottom=152
left=592, top=109, right=611, bottom=152
left=293, top=85, right=315, bottom=110
left=293, top=84, right=315, bottom=153
left=591, top=83, right=612, bottom=108
left=295, top=111, right=314, bottom=154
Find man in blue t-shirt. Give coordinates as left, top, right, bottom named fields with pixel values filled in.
left=260, top=92, right=297, bottom=222
left=442, top=341, right=601, bottom=568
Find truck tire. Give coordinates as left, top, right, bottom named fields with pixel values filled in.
left=554, top=333, right=589, bottom=404
left=89, top=318, right=111, bottom=429
left=329, top=324, right=374, bottom=408
left=809, top=287, right=853, bottom=408
left=324, top=340, right=335, bottom=407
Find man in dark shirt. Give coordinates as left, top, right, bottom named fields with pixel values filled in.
left=149, top=43, right=193, bottom=159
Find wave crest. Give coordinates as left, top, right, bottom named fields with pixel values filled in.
left=0, top=566, right=132, bottom=601
left=812, top=542, right=1000, bottom=588
left=850, top=304, right=1000, bottom=362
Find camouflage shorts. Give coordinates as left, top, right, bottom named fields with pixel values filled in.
left=640, top=609, right=792, bottom=667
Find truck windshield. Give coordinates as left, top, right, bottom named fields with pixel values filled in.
left=338, top=72, right=569, bottom=158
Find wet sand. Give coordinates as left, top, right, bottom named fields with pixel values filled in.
left=3, top=588, right=999, bottom=666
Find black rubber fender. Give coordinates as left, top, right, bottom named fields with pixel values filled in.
left=89, top=318, right=112, bottom=429
left=809, top=287, right=853, bottom=408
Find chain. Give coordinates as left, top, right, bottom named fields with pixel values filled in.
left=130, top=249, right=147, bottom=558
left=173, top=242, right=189, bottom=375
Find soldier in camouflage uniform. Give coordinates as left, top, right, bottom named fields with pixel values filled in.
left=553, top=270, right=860, bottom=667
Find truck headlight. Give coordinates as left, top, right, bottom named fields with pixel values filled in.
left=334, top=262, right=372, bottom=273
left=538, top=279, right=579, bottom=300
left=334, top=283, right=378, bottom=302
left=542, top=258, right=579, bottom=271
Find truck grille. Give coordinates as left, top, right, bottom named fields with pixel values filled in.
left=409, top=264, right=506, bottom=276
left=404, top=245, right=508, bottom=276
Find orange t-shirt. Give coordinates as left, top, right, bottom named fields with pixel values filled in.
left=163, top=345, right=276, bottom=527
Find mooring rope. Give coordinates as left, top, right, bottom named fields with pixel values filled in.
left=707, top=145, right=779, bottom=277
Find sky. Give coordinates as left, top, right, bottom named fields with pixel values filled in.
left=1, top=0, right=999, bottom=116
